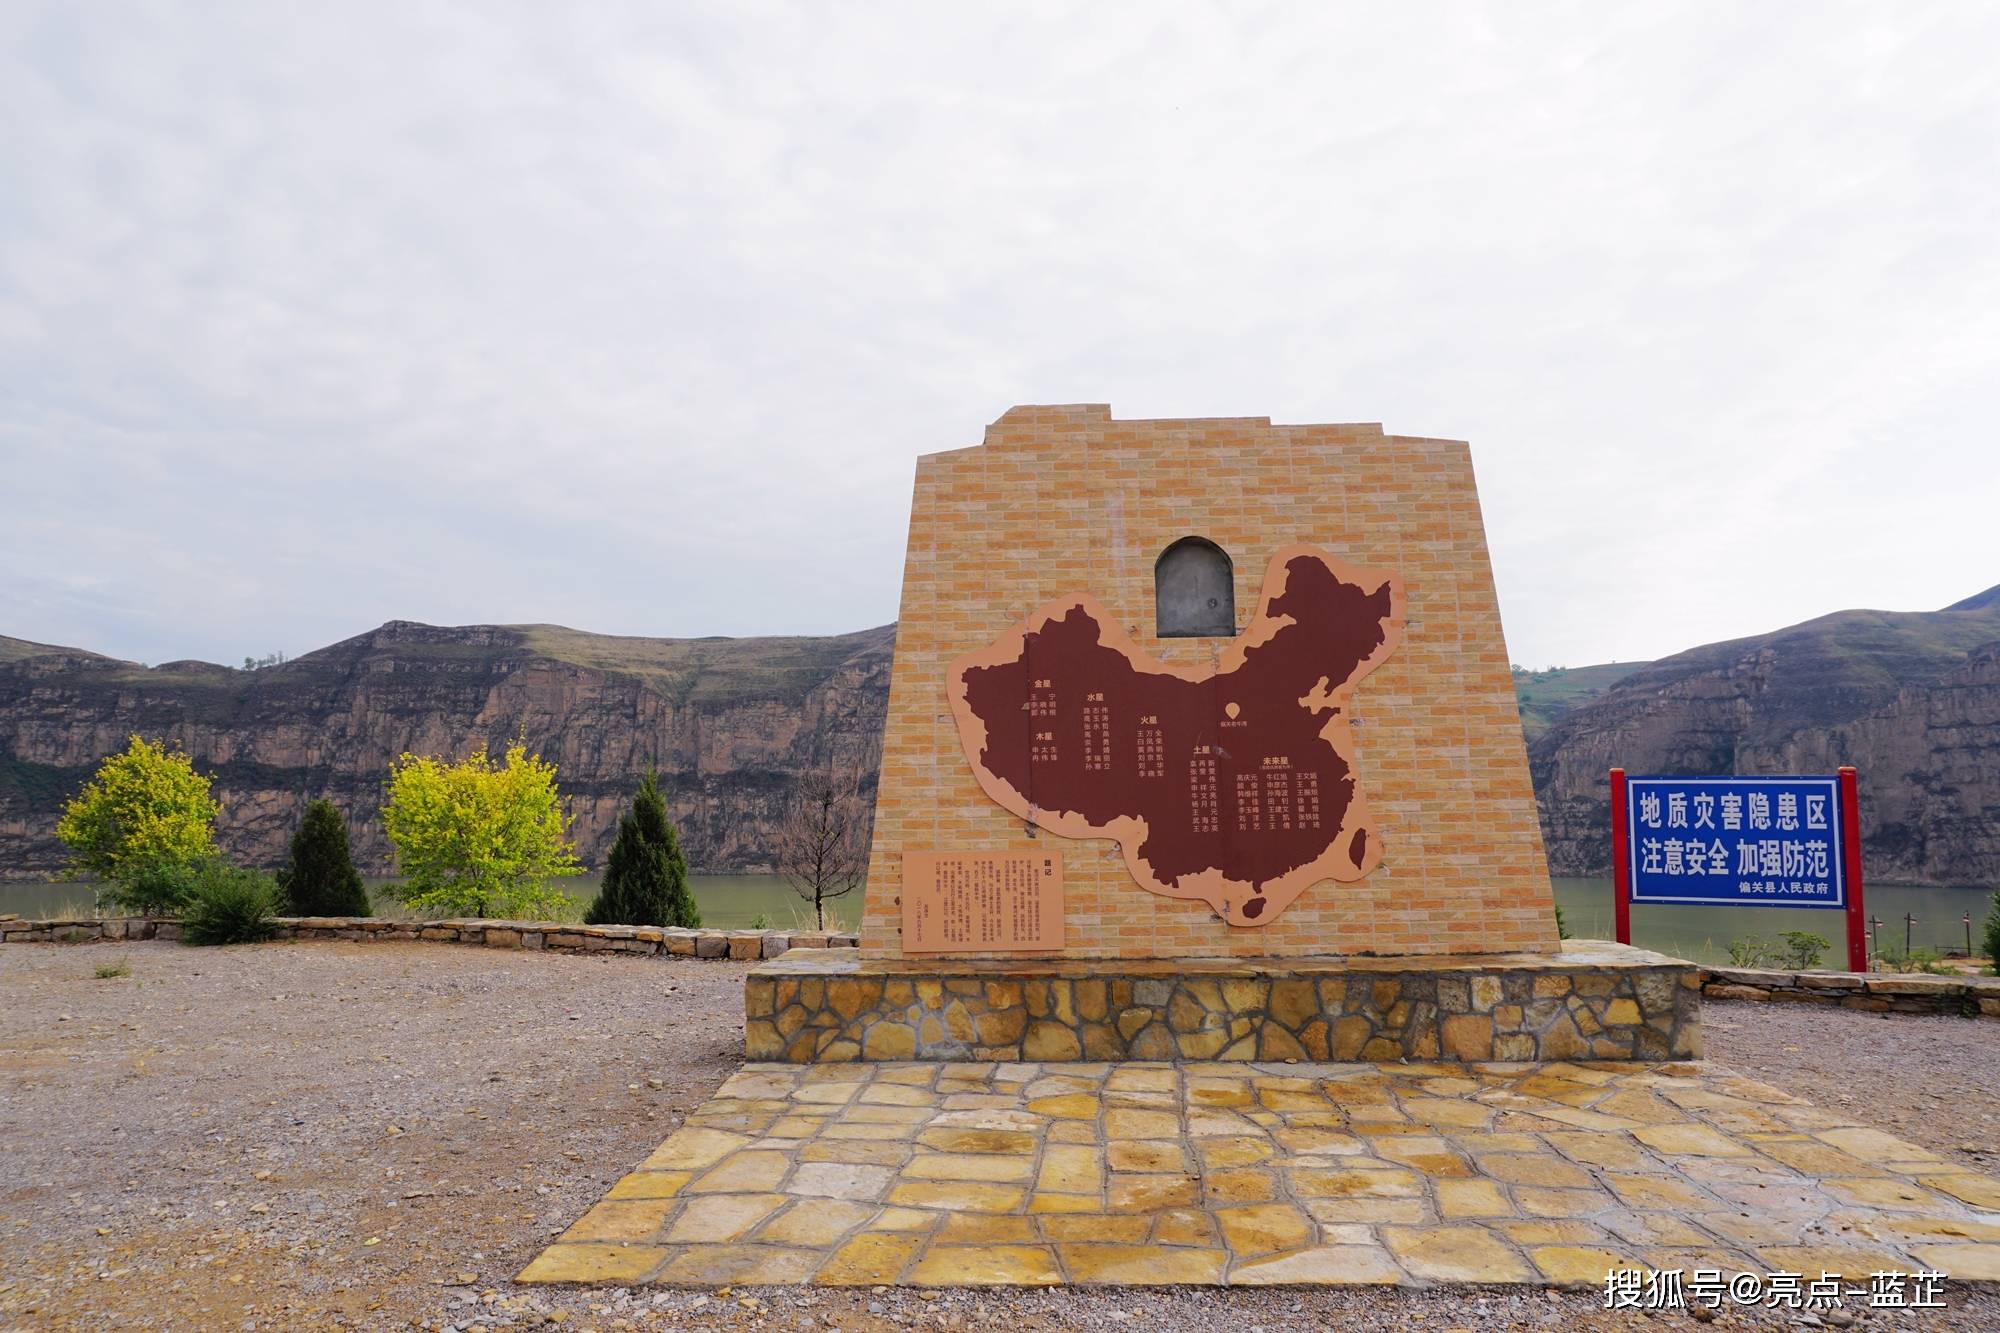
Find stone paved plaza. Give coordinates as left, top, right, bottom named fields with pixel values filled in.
left=519, top=1059, right=2000, bottom=1288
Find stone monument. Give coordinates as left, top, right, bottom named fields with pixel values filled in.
left=748, top=405, right=1699, bottom=1063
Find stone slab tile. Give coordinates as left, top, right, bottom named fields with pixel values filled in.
left=521, top=1058, right=2000, bottom=1290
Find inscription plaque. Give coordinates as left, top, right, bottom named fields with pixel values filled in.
left=901, top=850, right=1065, bottom=953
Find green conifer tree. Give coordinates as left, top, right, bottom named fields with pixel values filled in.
left=586, top=770, right=699, bottom=928
left=585, top=810, right=639, bottom=925
left=281, top=799, right=371, bottom=917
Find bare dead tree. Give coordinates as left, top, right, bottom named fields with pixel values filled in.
left=776, top=771, right=867, bottom=931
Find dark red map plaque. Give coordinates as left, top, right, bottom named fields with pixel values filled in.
left=947, top=544, right=1404, bottom=927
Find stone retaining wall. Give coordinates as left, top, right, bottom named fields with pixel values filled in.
left=746, top=942, right=1703, bottom=1064
left=1698, top=965, right=2000, bottom=1017
left=0, top=915, right=853, bottom=962
left=7, top=919, right=1991, bottom=1023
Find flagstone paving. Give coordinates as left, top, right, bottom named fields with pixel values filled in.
left=518, top=1060, right=2000, bottom=1288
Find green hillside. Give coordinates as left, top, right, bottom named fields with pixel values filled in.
left=0, top=635, right=110, bottom=664
left=1513, top=662, right=1651, bottom=741
left=516, top=624, right=892, bottom=706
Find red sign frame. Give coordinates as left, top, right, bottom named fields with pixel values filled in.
left=1609, top=765, right=1869, bottom=972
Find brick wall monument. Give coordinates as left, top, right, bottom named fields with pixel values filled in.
left=858, top=404, right=1559, bottom=962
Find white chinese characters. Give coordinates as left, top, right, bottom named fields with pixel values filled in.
left=1629, top=778, right=1842, bottom=905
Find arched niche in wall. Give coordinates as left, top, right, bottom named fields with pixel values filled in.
left=1154, top=536, right=1235, bottom=637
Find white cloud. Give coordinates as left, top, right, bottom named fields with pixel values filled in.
left=2, top=0, right=1995, bottom=668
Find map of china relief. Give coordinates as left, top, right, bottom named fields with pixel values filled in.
left=947, top=543, right=1405, bottom=926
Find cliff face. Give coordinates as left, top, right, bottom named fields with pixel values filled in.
left=0, top=621, right=893, bottom=878
left=1782, top=644, right=2000, bottom=885
left=8, top=585, right=1997, bottom=888
left=1530, top=590, right=2000, bottom=885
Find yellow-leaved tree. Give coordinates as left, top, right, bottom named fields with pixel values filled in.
left=56, top=735, right=221, bottom=886
left=380, top=740, right=582, bottom=919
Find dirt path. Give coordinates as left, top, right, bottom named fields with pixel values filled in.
left=0, top=940, right=744, bottom=1330
left=1, top=941, right=1994, bottom=1331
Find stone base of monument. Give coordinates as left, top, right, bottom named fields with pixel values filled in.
left=744, top=941, right=1700, bottom=1065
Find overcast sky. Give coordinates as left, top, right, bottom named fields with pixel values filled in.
left=3, top=2, right=1995, bottom=672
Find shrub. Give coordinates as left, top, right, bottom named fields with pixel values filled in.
left=97, top=860, right=201, bottom=917
left=1984, top=890, right=2000, bottom=974
left=56, top=736, right=220, bottom=884
left=1727, top=932, right=1830, bottom=970
left=377, top=877, right=581, bottom=923
left=1874, top=941, right=1957, bottom=975
left=281, top=799, right=370, bottom=917
left=1908, top=947, right=1955, bottom=975
left=180, top=863, right=284, bottom=946
left=586, top=770, right=699, bottom=928
left=1726, top=935, right=1782, bottom=968
left=1913, top=949, right=1956, bottom=976
left=381, top=740, right=581, bottom=918
left=94, top=959, right=131, bottom=979
left=1778, top=930, right=1830, bottom=970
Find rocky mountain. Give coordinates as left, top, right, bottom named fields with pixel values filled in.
left=0, top=621, right=893, bottom=878
left=7, top=582, right=1997, bottom=888
left=1531, top=586, right=2000, bottom=885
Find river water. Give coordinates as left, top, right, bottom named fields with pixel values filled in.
left=1550, top=876, right=1993, bottom=965
left=0, top=873, right=843, bottom=933
left=3, top=875, right=1990, bottom=966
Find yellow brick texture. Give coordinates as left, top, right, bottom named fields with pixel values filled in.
left=861, top=405, right=1557, bottom=960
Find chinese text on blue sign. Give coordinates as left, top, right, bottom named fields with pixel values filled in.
left=1624, top=776, right=1846, bottom=908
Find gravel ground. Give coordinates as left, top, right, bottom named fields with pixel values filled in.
left=1702, top=1000, right=2000, bottom=1180
left=1, top=941, right=1994, bottom=1332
